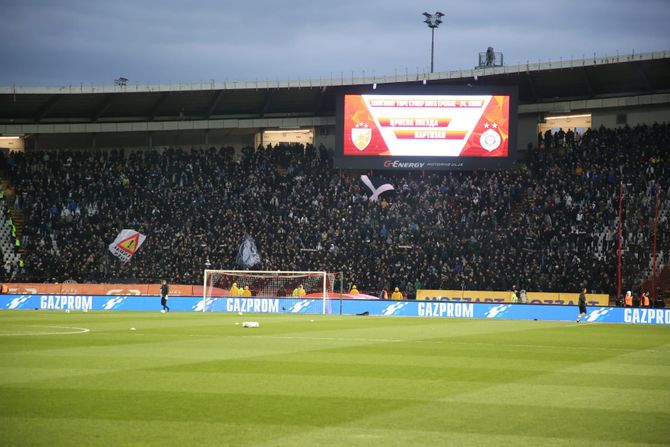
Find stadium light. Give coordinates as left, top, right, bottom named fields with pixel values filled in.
left=422, top=11, right=444, bottom=73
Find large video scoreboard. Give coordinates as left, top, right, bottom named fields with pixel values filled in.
left=335, top=85, right=517, bottom=170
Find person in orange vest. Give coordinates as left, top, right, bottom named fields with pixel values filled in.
left=624, top=291, right=633, bottom=307
left=230, top=282, right=240, bottom=297
left=641, top=291, right=650, bottom=308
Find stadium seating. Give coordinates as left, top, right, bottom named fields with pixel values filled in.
left=2, top=123, right=668, bottom=297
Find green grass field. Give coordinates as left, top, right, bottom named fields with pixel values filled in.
left=1, top=310, right=669, bottom=446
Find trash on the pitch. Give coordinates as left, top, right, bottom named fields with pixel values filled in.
left=242, top=321, right=260, bottom=328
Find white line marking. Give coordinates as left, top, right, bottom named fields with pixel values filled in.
left=0, top=326, right=91, bottom=336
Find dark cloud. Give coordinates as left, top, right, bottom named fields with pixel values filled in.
left=1, top=0, right=668, bottom=86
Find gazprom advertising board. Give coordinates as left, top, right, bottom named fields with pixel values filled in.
left=1, top=295, right=668, bottom=325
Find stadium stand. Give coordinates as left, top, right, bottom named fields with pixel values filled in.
left=0, top=123, right=667, bottom=299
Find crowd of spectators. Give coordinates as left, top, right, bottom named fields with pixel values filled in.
left=1, top=122, right=668, bottom=297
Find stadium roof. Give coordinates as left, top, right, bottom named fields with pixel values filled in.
left=0, top=51, right=668, bottom=126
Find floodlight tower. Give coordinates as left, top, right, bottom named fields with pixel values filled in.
left=422, top=11, right=444, bottom=73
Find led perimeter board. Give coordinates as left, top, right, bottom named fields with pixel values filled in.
left=335, top=85, right=518, bottom=170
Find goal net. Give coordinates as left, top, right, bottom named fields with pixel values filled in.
left=202, top=270, right=336, bottom=314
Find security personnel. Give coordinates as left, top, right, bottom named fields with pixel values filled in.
left=624, top=291, right=633, bottom=307
left=292, top=284, right=306, bottom=298
left=230, top=282, right=240, bottom=297
left=641, top=292, right=650, bottom=308
left=391, top=287, right=403, bottom=300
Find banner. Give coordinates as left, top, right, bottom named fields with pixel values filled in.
left=108, top=229, right=146, bottom=262
left=7, top=283, right=198, bottom=296
left=360, top=175, right=394, bottom=202
left=417, top=289, right=610, bottom=306
left=236, top=234, right=261, bottom=268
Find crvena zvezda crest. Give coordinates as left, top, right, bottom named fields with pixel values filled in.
left=351, top=122, right=372, bottom=151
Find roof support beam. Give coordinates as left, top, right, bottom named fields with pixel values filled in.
left=35, top=95, right=61, bottom=122
left=147, top=92, right=170, bottom=121
left=581, top=68, right=594, bottom=97
left=92, top=94, right=114, bottom=122
left=314, top=87, right=327, bottom=116
left=261, top=89, right=275, bottom=116
left=206, top=90, right=224, bottom=118
left=636, top=66, right=653, bottom=92
left=525, top=72, right=538, bottom=102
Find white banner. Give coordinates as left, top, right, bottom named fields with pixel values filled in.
left=108, top=229, right=146, bottom=263
left=236, top=234, right=261, bottom=268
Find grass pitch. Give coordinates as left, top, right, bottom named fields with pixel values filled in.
left=1, top=310, right=669, bottom=446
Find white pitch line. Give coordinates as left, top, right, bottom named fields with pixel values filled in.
left=0, top=325, right=91, bottom=336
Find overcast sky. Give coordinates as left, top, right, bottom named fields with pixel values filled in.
left=1, top=0, right=669, bottom=87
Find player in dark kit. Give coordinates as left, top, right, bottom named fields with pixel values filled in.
left=160, top=279, right=170, bottom=312
left=576, top=287, right=587, bottom=322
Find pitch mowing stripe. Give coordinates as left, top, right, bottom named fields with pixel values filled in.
left=344, top=400, right=670, bottom=444
left=521, top=371, right=670, bottom=391
left=253, top=425, right=664, bottom=447
left=252, top=334, right=670, bottom=354
left=0, top=387, right=419, bottom=426
left=560, top=359, right=670, bottom=377
left=439, top=382, right=670, bottom=413
left=5, top=389, right=665, bottom=444
left=0, top=416, right=304, bottom=447
left=0, top=367, right=117, bottom=386
left=0, top=416, right=663, bottom=447
left=0, top=371, right=493, bottom=401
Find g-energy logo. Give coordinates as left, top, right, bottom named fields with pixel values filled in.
left=383, top=160, right=426, bottom=169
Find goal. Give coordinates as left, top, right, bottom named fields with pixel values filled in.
left=202, top=270, right=336, bottom=314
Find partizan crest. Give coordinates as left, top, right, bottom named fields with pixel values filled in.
left=351, top=122, right=372, bottom=151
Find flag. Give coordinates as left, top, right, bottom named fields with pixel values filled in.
left=361, top=175, right=395, bottom=202
left=108, top=229, right=146, bottom=263
left=236, top=234, right=261, bottom=269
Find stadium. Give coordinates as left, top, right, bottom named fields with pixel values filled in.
left=1, top=7, right=670, bottom=445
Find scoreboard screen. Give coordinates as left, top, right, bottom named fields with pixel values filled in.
left=335, top=86, right=517, bottom=170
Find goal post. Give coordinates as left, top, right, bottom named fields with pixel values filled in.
left=202, top=270, right=335, bottom=314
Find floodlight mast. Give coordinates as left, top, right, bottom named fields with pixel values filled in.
left=422, top=11, right=444, bottom=73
